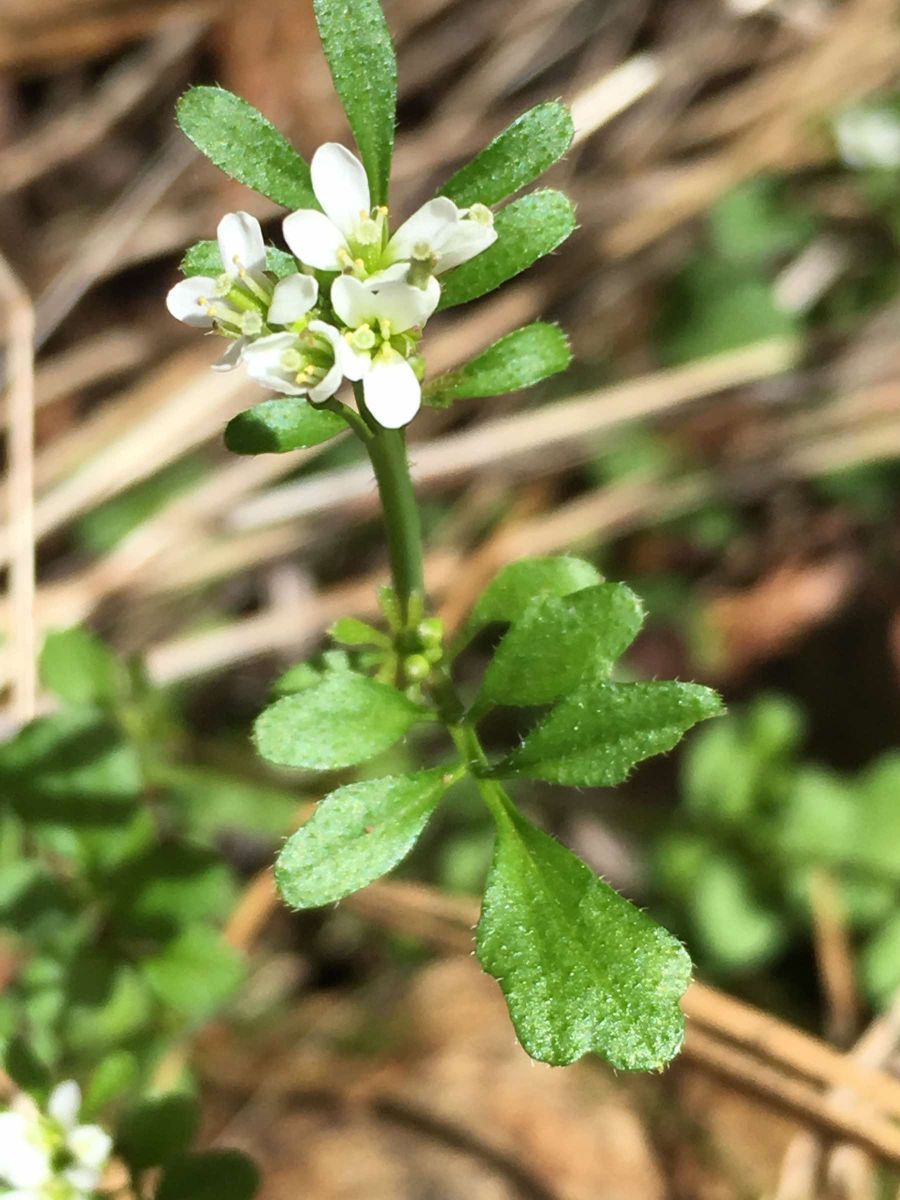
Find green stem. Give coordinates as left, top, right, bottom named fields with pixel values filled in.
left=360, top=407, right=424, bottom=620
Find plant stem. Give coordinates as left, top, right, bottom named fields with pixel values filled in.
left=363, top=422, right=424, bottom=621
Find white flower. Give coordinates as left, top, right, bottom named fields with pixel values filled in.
left=383, top=196, right=496, bottom=277
left=282, top=143, right=496, bottom=284
left=283, top=144, right=383, bottom=273
left=835, top=106, right=900, bottom=170
left=330, top=274, right=439, bottom=428
left=0, top=1082, right=112, bottom=1200
left=242, top=321, right=344, bottom=402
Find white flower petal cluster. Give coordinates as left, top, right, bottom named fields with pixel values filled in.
left=167, top=142, right=497, bottom=428
left=0, top=1081, right=112, bottom=1200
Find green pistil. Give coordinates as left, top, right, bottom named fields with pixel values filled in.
left=351, top=206, right=390, bottom=273
left=350, top=324, right=377, bottom=353
left=407, top=242, right=438, bottom=289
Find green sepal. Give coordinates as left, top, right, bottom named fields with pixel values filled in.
left=465, top=555, right=602, bottom=639
left=254, top=674, right=425, bottom=770
left=440, top=101, right=574, bottom=208
left=423, top=323, right=571, bottom=409
left=476, top=796, right=692, bottom=1068
left=176, top=87, right=315, bottom=209
left=180, top=240, right=297, bottom=280
left=156, top=1150, right=259, bottom=1200
left=312, top=0, right=396, bottom=206
left=493, top=680, right=724, bottom=786
left=438, top=190, right=576, bottom=310
left=476, top=583, right=644, bottom=710
left=276, top=768, right=456, bottom=908
left=224, top=399, right=347, bottom=455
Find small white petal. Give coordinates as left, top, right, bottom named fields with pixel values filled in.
left=311, top=143, right=371, bottom=239
left=386, top=197, right=460, bottom=263
left=365, top=262, right=412, bottom=285
left=68, top=1124, right=112, bottom=1172
left=166, top=277, right=216, bottom=327
left=283, top=210, right=348, bottom=271
left=364, top=355, right=421, bottom=429
left=335, top=338, right=372, bottom=381
left=48, top=1082, right=81, bottom=1131
left=212, top=336, right=247, bottom=371
left=310, top=319, right=366, bottom=385
left=331, top=275, right=440, bottom=333
left=435, top=218, right=497, bottom=273
left=268, top=273, right=319, bottom=324
left=308, top=362, right=344, bottom=403
left=242, top=332, right=309, bottom=396
left=217, top=211, right=266, bottom=276
left=0, top=1114, right=51, bottom=1188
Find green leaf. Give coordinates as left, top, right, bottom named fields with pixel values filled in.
left=466, top=555, right=602, bottom=637
left=688, top=856, right=787, bottom=973
left=494, top=680, right=724, bottom=787
left=176, top=87, right=314, bottom=208
left=117, top=1094, right=200, bottom=1171
left=423, top=323, right=571, bottom=408
left=271, top=661, right=323, bottom=696
left=477, top=583, right=644, bottom=709
left=66, top=960, right=153, bottom=1054
left=155, top=764, right=299, bottom=839
left=180, top=240, right=297, bottom=280
left=142, top=928, right=244, bottom=1018
left=476, top=799, right=691, bottom=1068
left=157, top=1150, right=259, bottom=1200
left=276, top=768, right=454, bottom=908
left=2, top=1034, right=51, bottom=1097
left=312, top=0, right=396, bottom=205
left=254, top=674, right=424, bottom=770
left=109, top=843, right=235, bottom=940
left=82, top=1051, right=138, bottom=1117
left=39, top=627, right=123, bottom=708
left=862, top=911, right=900, bottom=1007
left=329, top=616, right=389, bottom=647
left=441, top=101, right=574, bottom=209
left=439, top=190, right=576, bottom=310
left=224, top=398, right=347, bottom=455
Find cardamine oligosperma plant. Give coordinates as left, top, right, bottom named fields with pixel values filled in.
left=165, top=0, right=724, bottom=1072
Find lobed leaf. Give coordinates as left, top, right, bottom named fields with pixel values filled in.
left=465, top=555, right=602, bottom=638
left=276, top=769, right=454, bottom=909
left=423, top=323, right=571, bottom=408
left=254, top=674, right=424, bottom=770
left=39, top=627, right=123, bottom=708
left=476, top=799, right=692, bottom=1068
left=224, top=399, right=347, bottom=455
left=180, top=240, right=297, bottom=280
left=441, top=101, right=574, bottom=209
left=176, top=87, right=315, bottom=209
left=477, top=583, right=644, bottom=710
left=156, top=1150, right=259, bottom=1200
left=312, top=0, right=396, bottom=205
left=493, top=680, right=724, bottom=787
left=438, top=189, right=576, bottom=310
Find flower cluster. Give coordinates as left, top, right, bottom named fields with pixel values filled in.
left=167, top=142, right=496, bottom=428
left=0, top=1081, right=112, bottom=1200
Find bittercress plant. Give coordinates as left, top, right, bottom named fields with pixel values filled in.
left=161, top=0, right=725, bottom=1073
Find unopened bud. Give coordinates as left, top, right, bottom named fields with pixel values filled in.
left=417, top=617, right=444, bottom=645
left=403, top=654, right=431, bottom=682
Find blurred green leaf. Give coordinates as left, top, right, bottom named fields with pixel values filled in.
left=440, top=101, right=573, bottom=208
left=39, top=627, right=123, bottom=708
left=66, top=959, right=153, bottom=1054
left=75, top=458, right=206, bottom=555
left=142, top=928, right=243, bottom=1018
left=224, top=398, right=347, bottom=455
left=709, top=179, right=815, bottom=266
left=157, top=764, right=299, bottom=838
left=312, top=0, right=396, bottom=205
left=688, top=856, right=787, bottom=973
left=477, top=583, right=644, bottom=709
left=110, top=843, right=235, bottom=939
left=254, top=675, right=424, bottom=770
left=466, top=555, right=602, bottom=638
left=176, top=87, right=315, bottom=208
left=329, top=616, right=389, bottom=647
left=439, top=190, right=576, bottom=309
left=477, top=798, right=691, bottom=1068
left=2, top=1034, right=51, bottom=1097
left=276, top=768, right=454, bottom=908
left=423, top=323, right=571, bottom=408
left=180, top=240, right=297, bottom=280
left=117, top=1094, right=200, bottom=1171
left=861, top=910, right=900, bottom=1007
left=156, top=1150, right=259, bottom=1200
left=494, top=681, right=724, bottom=787
left=82, top=1050, right=138, bottom=1117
